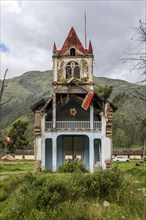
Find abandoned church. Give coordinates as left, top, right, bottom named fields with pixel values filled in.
left=32, top=27, right=115, bottom=172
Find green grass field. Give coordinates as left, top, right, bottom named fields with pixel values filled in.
left=112, top=160, right=146, bottom=188
left=0, top=160, right=34, bottom=173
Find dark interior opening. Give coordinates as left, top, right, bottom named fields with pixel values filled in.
left=70, top=48, right=75, bottom=56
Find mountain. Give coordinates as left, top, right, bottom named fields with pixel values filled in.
left=0, top=70, right=129, bottom=129
left=0, top=71, right=52, bottom=129
left=0, top=70, right=145, bottom=148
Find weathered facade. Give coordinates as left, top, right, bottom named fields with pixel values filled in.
left=32, top=27, right=115, bottom=172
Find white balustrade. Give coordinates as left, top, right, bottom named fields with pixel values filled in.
left=93, top=121, right=102, bottom=130
left=45, top=121, right=101, bottom=131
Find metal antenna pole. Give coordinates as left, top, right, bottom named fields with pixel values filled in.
left=85, top=11, right=87, bottom=49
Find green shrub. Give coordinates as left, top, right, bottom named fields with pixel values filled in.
left=96, top=167, right=124, bottom=201
left=80, top=167, right=124, bottom=201
left=0, top=174, right=25, bottom=202
left=33, top=179, right=68, bottom=210
left=41, top=169, right=53, bottom=174
left=58, top=160, right=88, bottom=173
left=1, top=169, right=145, bottom=220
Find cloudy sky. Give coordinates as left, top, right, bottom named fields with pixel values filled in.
left=0, top=0, right=145, bottom=83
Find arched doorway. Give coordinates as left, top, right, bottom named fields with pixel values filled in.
left=57, top=135, right=89, bottom=170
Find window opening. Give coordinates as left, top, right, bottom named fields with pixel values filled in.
left=65, top=61, right=80, bottom=79
left=66, top=66, right=72, bottom=79
left=70, top=48, right=75, bottom=56
left=74, top=66, right=80, bottom=78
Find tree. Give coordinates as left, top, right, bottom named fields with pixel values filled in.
left=0, top=130, right=5, bottom=151
left=0, top=69, right=12, bottom=109
left=112, top=92, right=143, bottom=148
left=112, top=92, right=129, bottom=108
left=122, top=20, right=146, bottom=84
left=6, top=119, right=29, bottom=152
left=94, top=85, right=113, bottom=99
left=121, top=20, right=146, bottom=149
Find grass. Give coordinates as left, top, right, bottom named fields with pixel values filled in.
left=112, top=160, right=146, bottom=188
left=0, top=160, right=34, bottom=173
left=0, top=160, right=145, bottom=220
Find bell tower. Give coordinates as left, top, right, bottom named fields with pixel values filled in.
left=52, top=27, right=94, bottom=94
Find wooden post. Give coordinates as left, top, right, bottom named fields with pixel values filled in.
left=53, top=94, right=56, bottom=128
left=90, top=103, right=93, bottom=129
left=143, top=136, right=146, bottom=159
left=5, top=141, right=7, bottom=155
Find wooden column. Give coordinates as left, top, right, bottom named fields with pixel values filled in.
left=52, top=94, right=56, bottom=128
left=41, top=114, right=46, bottom=169
left=89, top=133, right=94, bottom=173
left=90, top=103, right=93, bottom=129
left=52, top=134, right=57, bottom=171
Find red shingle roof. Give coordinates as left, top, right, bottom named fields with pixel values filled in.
left=53, top=27, right=93, bottom=56
left=53, top=42, right=57, bottom=53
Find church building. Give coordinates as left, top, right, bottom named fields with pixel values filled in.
left=32, top=27, right=115, bottom=172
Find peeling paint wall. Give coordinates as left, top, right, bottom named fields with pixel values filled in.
left=53, top=56, right=93, bottom=84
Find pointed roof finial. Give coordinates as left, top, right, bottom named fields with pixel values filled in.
left=88, top=40, right=93, bottom=53
left=53, top=42, right=57, bottom=52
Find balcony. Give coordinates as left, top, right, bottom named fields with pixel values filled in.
left=45, top=121, right=102, bottom=131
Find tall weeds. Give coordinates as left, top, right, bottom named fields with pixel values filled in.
left=0, top=168, right=145, bottom=220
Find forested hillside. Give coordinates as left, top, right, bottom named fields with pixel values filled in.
left=0, top=70, right=145, bottom=149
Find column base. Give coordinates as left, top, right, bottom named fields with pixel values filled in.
left=34, top=160, right=42, bottom=172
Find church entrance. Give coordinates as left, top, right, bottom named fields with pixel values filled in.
left=63, top=136, right=83, bottom=163
left=57, top=135, right=89, bottom=170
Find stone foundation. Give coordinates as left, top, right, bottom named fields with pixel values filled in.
left=34, top=160, right=42, bottom=172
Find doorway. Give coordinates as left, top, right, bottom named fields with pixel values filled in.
left=57, top=135, right=89, bottom=170
left=63, top=136, right=83, bottom=163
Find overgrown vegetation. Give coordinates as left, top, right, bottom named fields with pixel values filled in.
left=112, top=89, right=145, bottom=148
left=94, top=85, right=113, bottom=99
left=58, top=160, right=88, bottom=173
left=118, top=20, right=146, bottom=148
left=0, top=164, right=145, bottom=220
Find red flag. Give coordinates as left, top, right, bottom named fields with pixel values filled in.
left=82, top=91, right=94, bottom=110
left=5, top=136, right=12, bottom=142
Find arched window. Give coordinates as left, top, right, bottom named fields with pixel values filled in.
left=66, top=66, right=72, bottom=79
left=70, top=48, right=75, bottom=56
left=65, top=62, right=80, bottom=79
left=74, top=66, right=80, bottom=78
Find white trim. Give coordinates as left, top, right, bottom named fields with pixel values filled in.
left=52, top=134, right=57, bottom=171
left=41, top=115, right=45, bottom=169
left=45, top=121, right=101, bottom=130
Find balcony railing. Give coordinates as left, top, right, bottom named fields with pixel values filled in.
left=45, top=121, right=101, bottom=131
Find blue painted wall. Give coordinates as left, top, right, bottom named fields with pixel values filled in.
left=57, top=136, right=64, bottom=169
left=45, top=138, right=52, bottom=170
left=94, top=139, right=101, bottom=163
left=83, top=136, right=89, bottom=170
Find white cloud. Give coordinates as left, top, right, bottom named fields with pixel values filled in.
left=0, top=0, right=145, bottom=83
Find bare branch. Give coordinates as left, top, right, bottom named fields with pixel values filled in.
left=0, top=96, right=12, bottom=108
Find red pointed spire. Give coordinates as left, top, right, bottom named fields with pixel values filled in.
left=59, top=27, right=85, bottom=55
left=53, top=42, right=57, bottom=53
left=88, top=40, right=93, bottom=53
